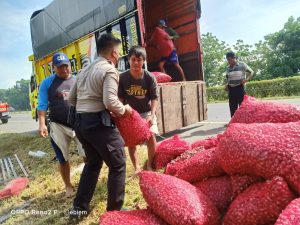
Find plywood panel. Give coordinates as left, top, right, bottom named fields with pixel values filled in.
left=155, top=81, right=206, bottom=134
left=160, top=84, right=183, bottom=133
left=198, top=83, right=204, bottom=121
left=202, top=83, right=208, bottom=120
left=156, top=86, right=164, bottom=134
left=182, top=83, right=199, bottom=126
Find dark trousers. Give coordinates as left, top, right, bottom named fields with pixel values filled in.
left=73, top=113, right=126, bottom=211
left=228, top=84, right=245, bottom=117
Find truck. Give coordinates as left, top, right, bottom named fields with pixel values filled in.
left=29, top=0, right=207, bottom=134
left=0, top=102, right=11, bottom=124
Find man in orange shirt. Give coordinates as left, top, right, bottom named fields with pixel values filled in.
left=147, top=19, right=186, bottom=81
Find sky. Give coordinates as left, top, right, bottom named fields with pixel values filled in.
left=200, top=0, right=300, bottom=46
left=0, top=0, right=299, bottom=89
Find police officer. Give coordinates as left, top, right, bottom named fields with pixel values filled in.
left=68, top=34, right=132, bottom=216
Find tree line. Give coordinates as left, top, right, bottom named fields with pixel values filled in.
left=202, top=16, right=300, bottom=87
left=0, top=79, right=30, bottom=111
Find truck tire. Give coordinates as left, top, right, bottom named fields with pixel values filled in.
left=1, top=119, right=8, bottom=124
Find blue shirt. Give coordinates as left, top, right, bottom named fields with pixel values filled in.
left=37, top=75, right=55, bottom=111
left=37, top=74, right=76, bottom=126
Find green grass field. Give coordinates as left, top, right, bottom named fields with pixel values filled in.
left=0, top=133, right=148, bottom=225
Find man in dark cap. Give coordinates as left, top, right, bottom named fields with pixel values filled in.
left=37, top=52, right=85, bottom=197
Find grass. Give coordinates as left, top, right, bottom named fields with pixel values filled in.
left=0, top=133, right=148, bottom=225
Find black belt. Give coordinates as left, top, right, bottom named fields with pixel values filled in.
left=75, top=112, right=101, bottom=119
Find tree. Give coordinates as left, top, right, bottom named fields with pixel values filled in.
left=264, top=16, right=300, bottom=77
left=250, top=41, right=273, bottom=80
left=201, top=16, right=300, bottom=86
left=0, top=79, right=30, bottom=111
left=201, top=32, right=230, bottom=86
left=232, top=39, right=253, bottom=62
left=231, top=39, right=263, bottom=80
left=0, top=89, right=8, bottom=102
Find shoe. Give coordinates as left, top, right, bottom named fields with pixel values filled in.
left=68, top=206, right=89, bottom=220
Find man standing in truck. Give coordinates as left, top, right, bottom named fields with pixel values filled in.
left=147, top=19, right=186, bottom=81
left=225, top=51, right=254, bottom=117
left=37, top=52, right=85, bottom=197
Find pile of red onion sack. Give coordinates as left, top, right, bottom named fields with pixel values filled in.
left=100, top=96, right=300, bottom=225
left=151, top=72, right=172, bottom=83
left=153, top=135, right=191, bottom=170
left=100, top=209, right=168, bottom=225
left=230, top=95, right=300, bottom=124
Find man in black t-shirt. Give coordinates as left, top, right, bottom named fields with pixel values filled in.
left=118, top=46, right=159, bottom=172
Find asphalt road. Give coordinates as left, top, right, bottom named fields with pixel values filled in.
left=1, top=98, right=299, bottom=143
left=0, top=112, right=38, bottom=135
left=160, top=98, right=300, bottom=143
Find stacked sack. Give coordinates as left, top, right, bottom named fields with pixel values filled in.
left=153, top=135, right=191, bottom=170
left=99, top=96, right=300, bottom=224
left=215, top=96, right=300, bottom=223
left=152, top=72, right=172, bottom=83
left=114, top=109, right=152, bottom=147
left=230, top=95, right=300, bottom=124
left=100, top=209, right=168, bottom=225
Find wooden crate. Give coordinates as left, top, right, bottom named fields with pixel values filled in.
left=157, top=81, right=207, bottom=134
left=197, top=83, right=204, bottom=121
left=182, top=82, right=199, bottom=126
left=202, top=83, right=208, bottom=120
left=160, top=84, right=183, bottom=133
left=155, top=86, right=164, bottom=134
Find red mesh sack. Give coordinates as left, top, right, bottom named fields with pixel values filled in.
left=0, top=177, right=29, bottom=199
left=175, top=147, right=224, bottom=183
left=115, top=109, right=152, bottom=147
left=139, top=171, right=221, bottom=225
left=191, top=137, right=219, bottom=149
left=230, top=95, right=300, bottom=124
left=224, top=177, right=295, bottom=225
left=99, top=209, right=168, bottom=225
left=165, top=146, right=204, bottom=175
left=152, top=72, right=172, bottom=83
left=194, top=176, right=232, bottom=213
left=150, top=27, right=174, bottom=57
left=153, top=135, right=191, bottom=170
left=275, top=198, right=300, bottom=225
left=0, top=189, right=11, bottom=199
left=193, top=175, right=262, bottom=214
left=230, top=175, right=263, bottom=197
left=217, top=121, right=300, bottom=194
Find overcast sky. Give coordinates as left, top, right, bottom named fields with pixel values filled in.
left=0, top=0, right=299, bottom=89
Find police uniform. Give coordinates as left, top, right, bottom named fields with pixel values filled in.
left=69, top=56, right=126, bottom=211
